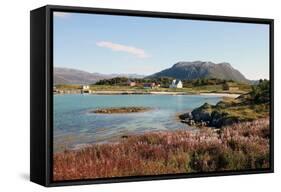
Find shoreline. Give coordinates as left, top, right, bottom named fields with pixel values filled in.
left=199, top=92, right=240, bottom=98
left=55, top=90, right=241, bottom=98
left=90, top=90, right=191, bottom=95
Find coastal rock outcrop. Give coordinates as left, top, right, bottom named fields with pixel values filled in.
left=191, top=103, right=212, bottom=122
left=179, top=102, right=240, bottom=128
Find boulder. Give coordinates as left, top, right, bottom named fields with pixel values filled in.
left=178, top=112, right=193, bottom=120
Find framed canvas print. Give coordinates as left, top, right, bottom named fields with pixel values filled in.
left=30, top=5, right=274, bottom=187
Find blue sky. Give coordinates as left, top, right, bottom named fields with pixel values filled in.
left=53, top=12, right=270, bottom=80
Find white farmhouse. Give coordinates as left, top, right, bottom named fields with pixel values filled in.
left=169, top=79, right=183, bottom=88
left=82, top=85, right=90, bottom=90
left=80, top=85, right=90, bottom=93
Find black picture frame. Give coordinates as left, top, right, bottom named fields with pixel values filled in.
left=30, top=4, right=274, bottom=187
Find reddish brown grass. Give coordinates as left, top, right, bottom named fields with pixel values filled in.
left=53, top=117, right=270, bottom=181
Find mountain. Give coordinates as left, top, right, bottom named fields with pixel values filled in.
left=54, top=61, right=249, bottom=84
left=108, top=73, right=145, bottom=79
left=148, top=61, right=249, bottom=83
left=54, top=67, right=108, bottom=84
left=54, top=67, right=145, bottom=85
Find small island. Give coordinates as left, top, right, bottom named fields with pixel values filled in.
left=91, top=107, right=152, bottom=114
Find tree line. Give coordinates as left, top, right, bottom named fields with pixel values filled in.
left=94, top=76, right=242, bottom=88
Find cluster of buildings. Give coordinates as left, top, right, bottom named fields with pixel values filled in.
left=54, top=79, right=184, bottom=94
left=126, top=79, right=183, bottom=89
left=126, top=80, right=161, bottom=89
left=169, top=79, right=183, bottom=88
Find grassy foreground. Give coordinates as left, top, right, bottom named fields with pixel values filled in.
left=53, top=117, right=270, bottom=181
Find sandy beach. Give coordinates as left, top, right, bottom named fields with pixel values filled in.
left=90, top=90, right=190, bottom=95
left=199, top=92, right=240, bottom=98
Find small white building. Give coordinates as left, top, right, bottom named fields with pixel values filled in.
left=80, top=85, right=90, bottom=93
left=169, top=79, right=183, bottom=88
left=82, top=85, right=90, bottom=90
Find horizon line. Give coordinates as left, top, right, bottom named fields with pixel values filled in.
left=54, top=60, right=268, bottom=81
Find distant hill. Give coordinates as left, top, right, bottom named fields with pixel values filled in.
left=148, top=61, right=249, bottom=83
left=54, top=67, right=145, bottom=85
left=108, top=73, right=145, bottom=79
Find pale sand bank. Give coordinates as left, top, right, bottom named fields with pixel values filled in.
left=91, top=91, right=189, bottom=95
left=199, top=93, right=240, bottom=98
left=91, top=91, right=240, bottom=97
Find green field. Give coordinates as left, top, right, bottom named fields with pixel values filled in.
left=55, top=83, right=251, bottom=94
left=54, top=77, right=252, bottom=94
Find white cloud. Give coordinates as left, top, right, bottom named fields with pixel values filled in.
left=53, top=12, right=71, bottom=18
left=96, top=41, right=150, bottom=59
